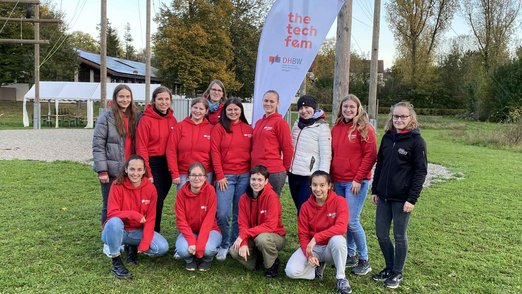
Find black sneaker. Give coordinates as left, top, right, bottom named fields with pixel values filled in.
left=336, top=278, right=352, bottom=294
left=314, top=262, right=326, bottom=280
left=265, top=258, right=280, bottom=278
left=351, top=259, right=371, bottom=275
left=125, top=245, right=138, bottom=265
left=371, top=269, right=391, bottom=281
left=185, top=260, right=197, bottom=271
left=198, top=260, right=212, bottom=271
left=345, top=255, right=358, bottom=268
left=384, top=272, right=403, bottom=289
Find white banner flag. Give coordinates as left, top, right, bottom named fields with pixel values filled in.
left=252, top=0, right=344, bottom=124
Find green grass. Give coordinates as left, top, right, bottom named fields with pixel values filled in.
left=0, top=128, right=521, bottom=293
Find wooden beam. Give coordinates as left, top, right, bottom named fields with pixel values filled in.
left=0, top=39, right=49, bottom=44
left=0, top=0, right=40, bottom=3
left=0, top=17, right=61, bottom=23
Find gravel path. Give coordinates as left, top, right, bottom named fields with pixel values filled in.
left=0, top=129, right=462, bottom=186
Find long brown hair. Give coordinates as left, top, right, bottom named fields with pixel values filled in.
left=114, top=154, right=149, bottom=185
left=384, top=101, right=419, bottom=132
left=111, top=84, right=138, bottom=139
left=335, top=94, right=372, bottom=142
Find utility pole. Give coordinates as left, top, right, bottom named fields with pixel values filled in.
left=332, top=0, right=352, bottom=123
left=368, top=0, right=381, bottom=130
left=100, top=0, right=107, bottom=113
left=0, top=0, right=60, bottom=129
left=145, top=0, right=151, bottom=104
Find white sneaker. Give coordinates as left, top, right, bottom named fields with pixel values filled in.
left=216, top=247, right=228, bottom=261
left=102, top=244, right=111, bottom=257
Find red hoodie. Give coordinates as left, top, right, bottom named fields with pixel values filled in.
left=237, top=183, right=286, bottom=246
left=211, top=122, right=253, bottom=181
left=298, top=190, right=349, bottom=257
left=136, top=105, right=177, bottom=174
left=105, top=177, right=157, bottom=253
left=207, top=102, right=224, bottom=125
left=331, top=121, right=377, bottom=183
left=166, top=117, right=213, bottom=179
left=175, top=181, right=220, bottom=258
left=251, top=113, right=293, bottom=173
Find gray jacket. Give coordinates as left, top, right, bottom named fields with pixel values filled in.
left=92, top=110, right=141, bottom=177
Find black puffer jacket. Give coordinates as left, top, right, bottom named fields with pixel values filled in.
left=371, top=128, right=427, bottom=204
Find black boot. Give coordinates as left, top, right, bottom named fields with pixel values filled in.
left=265, top=257, right=280, bottom=278
left=111, top=256, right=132, bottom=279
left=125, top=245, right=138, bottom=265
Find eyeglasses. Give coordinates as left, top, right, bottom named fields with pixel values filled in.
left=210, top=88, right=223, bottom=93
left=393, top=115, right=411, bottom=120
left=188, top=174, right=206, bottom=179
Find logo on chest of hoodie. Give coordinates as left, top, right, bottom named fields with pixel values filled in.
left=349, top=134, right=357, bottom=141
left=327, top=212, right=337, bottom=218
left=201, top=205, right=207, bottom=211
left=203, top=134, right=211, bottom=140
left=263, top=126, right=273, bottom=131
left=260, top=210, right=267, bottom=214
left=141, top=199, right=150, bottom=205
left=244, top=133, right=253, bottom=138
left=398, top=148, right=408, bottom=156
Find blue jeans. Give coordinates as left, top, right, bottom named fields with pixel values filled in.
left=375, top=197, right=411, bottom=274
left=268, top=171, right=287, bottom=197
left=101, top=217, right=169, bottom=257
left=176, top=172, right=214, bottom=191
left=288, top=173, right=311, bottom=215
left=216, top=173, right=250, bottom=249
left=175, top=230, right=222, bottom=263
left=334, top=180, right=370, bottom=260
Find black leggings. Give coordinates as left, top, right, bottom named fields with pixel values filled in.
left=149, top=155, right=172, bottom=233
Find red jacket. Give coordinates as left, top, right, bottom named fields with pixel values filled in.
left=251, top=113, right=293, bottom=173
left=298, top=190, right=349, bottom=257
left=136, top=105, right=177, bottom=174
left=105, top=177, right=157, bottom=253
left=166, top=117, right=213, bottom=179
left=207, top=102, right=224, bottom=125
left=331, top=121, right=377, bottom=183
left=211, top=122, right=253, bottom=181
left=237, top=183, right=286, bottom=246
left=175, top=181, right=220, bottom=258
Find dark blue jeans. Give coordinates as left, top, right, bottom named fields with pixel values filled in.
left=288, top=172, right=311, bottom=215
left=149, top=156, right=172, bottom=233
left=375, top=197, right=411, bottom=274
left=99, top=177, right=115, bottom=225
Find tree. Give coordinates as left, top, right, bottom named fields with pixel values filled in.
left=69, top=31, right=99, bottom=53
left=98, top=20, right=123, bottom=58
left=386, top=0, right=458, bottom=84
left=462, top=0, right=521, bottom=73
left=154, top=0, right=240, bottom=95
left=123, top=22, right=137, bottom=61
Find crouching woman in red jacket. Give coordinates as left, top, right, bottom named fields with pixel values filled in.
left=285, top=170, right=352, bottom=294
left=175, top=162, right=222, bottom=272
left=229, top=165, right=286, bottom=278
left=101, top=155, right=169, bottom=279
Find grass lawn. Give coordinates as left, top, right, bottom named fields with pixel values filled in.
left=0, top=127, right=521, bottom=293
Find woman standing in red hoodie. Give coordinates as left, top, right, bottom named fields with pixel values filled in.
left=175, top=162, right=222, bottom=271
left=229, top=165, right=286, bottom=278
left=251, top=90, right=293, bottom=196
left=102, top=155, right=169, bottom=279
left=211, top=97, right=253, bottom=261
left=202, top=79, right=226, bottom=125
left=285, top=170, right=352, bottom=294
left=136, top=86, right=177, bottom=233
left=331, top=95, right=377, bottom=275
left=167, top=98, right=213, bottom=189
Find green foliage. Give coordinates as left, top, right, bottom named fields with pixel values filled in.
left=123, top=22, right=137, bottom=61
left=69, top=31, right=99, bottom=53
left=97, top=20, right=123, bottom=58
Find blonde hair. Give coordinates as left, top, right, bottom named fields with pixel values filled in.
left=335, top=94, right=372, bottom=142
left=202, top=79, right=227, bottom=102
left=384, top=101, right=419, bottom=132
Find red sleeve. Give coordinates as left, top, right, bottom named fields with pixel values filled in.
left=277, top=119, right=293, bottom=171
left=166, top=123, right=182, bottom=179
left=297, top=203, right=312, bottom=257
left=210, top=125, right=226, bottom=181
left=354, top=126, right=378, bottom=183
left=175, top=189, right=196, bottom=246
left=106, top=184, right=143, bottom=227
left=237, top=195, right=251, bottom=246
left=314, top=197, right=349, bottom=244
left=138, top=184, right=157, bottom=252
left=195, top=189, right=218, bottom=258
left=245, top=192, right=281, bottom=238
left=136, top=119, right=152, bottom=175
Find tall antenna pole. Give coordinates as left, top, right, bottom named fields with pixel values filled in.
left=332, top=0, right=352, bottom=123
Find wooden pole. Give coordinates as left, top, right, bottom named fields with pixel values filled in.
left=100, top=0, right=107, bottom=112
left=332, top=0, right=352, bottom=123
left=145, top=0, right=151, bottom=104
left=368, top=0, right=381, bottom=130
left=33, top=3, right=40, bottom=129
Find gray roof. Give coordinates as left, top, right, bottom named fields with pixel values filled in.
left=77, top=49, right=158, bottom=78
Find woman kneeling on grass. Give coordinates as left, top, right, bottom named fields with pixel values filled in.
left=370, top=101, right=427, bottom=289
left=101, top=154, right=169, bottom=279
left=285, top=170, right=352, bottom=294
left=175, top=162, right=222, bottom=271
left=229, top=165, right=286, bottom=278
